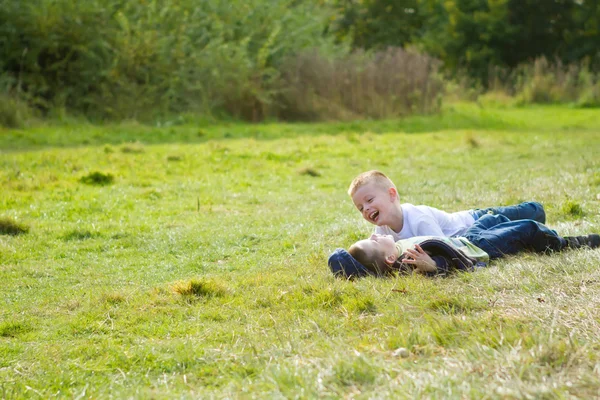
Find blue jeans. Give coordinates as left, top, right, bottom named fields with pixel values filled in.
left=470, top=201, right=546, bottom=224
left=463, top=214, right=566, bottom=259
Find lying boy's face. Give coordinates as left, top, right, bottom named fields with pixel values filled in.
left=352, top=233, right=397, bottom=274
left=351, top=182, right=396, bottom=226
left=361, top=233, right=397, bottom=256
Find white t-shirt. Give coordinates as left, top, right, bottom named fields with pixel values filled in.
left=374, top=203, right=475, bottom=241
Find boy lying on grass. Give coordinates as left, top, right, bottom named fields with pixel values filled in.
left=328, top=213, right=600, bottom=278
left=349, top=170, right=547, bottom=240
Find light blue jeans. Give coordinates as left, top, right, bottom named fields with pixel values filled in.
left=470, top=201, right=546, bottom=224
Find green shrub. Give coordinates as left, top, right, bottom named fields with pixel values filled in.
left=0, top=0, right=339, bottom=121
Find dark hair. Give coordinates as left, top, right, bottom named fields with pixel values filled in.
left=348, top=243, right=393, bottom=276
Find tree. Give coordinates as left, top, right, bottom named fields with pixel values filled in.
left=331, top=0, right=424, bottom=49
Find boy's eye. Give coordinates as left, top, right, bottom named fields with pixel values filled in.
left=367, top=198, right=373, bottom=203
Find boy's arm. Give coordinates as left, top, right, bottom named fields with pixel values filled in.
left=401, top=244, right=438, bottom=274
left=402, top=244, right=454, bottom=275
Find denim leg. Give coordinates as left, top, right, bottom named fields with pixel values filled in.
left=463, top=214, right=565, bottom=259
left=471, top=201, right=546, bottom=224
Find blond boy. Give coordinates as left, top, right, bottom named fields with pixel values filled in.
left=348, top=170, right=546, bottom=241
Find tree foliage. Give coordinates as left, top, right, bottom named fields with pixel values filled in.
left=1, top=0, right=598, bottom=121
left=332, top=0, right=600, bottom=83
left=0, top=0, right=340, bottom=120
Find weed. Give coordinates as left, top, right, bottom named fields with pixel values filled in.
left=172, top=278, right=227, bottom=298
left=344, top=296, right=378, bottom=314
left=0, top=321, right=32, bottom=337
left=62, top=230, right=101, bottom=240
left=298, top=167, right=321, bottom=177
left=465, top=132, right=481, bottom=148
left=102, top=293, right=126, bottom=305
left=0, top=217, right=29, bottom=235
left=121, top=142, right=145, bottom=153
left=561, top=200, right=584, bottom=217
left=79, top=171, right=114, bottom=185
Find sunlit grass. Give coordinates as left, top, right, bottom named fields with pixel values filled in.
left=0, top=104, right=599, bottom=398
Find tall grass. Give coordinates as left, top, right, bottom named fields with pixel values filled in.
left=0, top=93, right=35, bottom=128
left=483, top=57, right=600, bottom=107
left=277, top=47, right=443, bottom=121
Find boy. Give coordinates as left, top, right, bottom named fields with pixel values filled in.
left=328, top=213, right=600, bottom=278
left=349, top=170, right=546, bottom=241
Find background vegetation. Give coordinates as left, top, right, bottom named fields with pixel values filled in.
left=1, top=104, right=600, bottom=397
left=1, top=0, right=599, bottom=125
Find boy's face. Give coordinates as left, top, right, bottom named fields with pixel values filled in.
left=361, top=233, right=397, bottom=257
left=353, top=233, right=397, bottom=272
left=351, top=182, right=397, bottom=226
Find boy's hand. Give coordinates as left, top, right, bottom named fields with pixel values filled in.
left=402, top=244, right=437, bottom=273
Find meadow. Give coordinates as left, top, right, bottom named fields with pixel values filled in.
left=1, top=103, right=600, bottom=398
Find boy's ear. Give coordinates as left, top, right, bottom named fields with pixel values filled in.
left=388, top=187, right=398, bottom=201
left=385, top=253, right=397, bottom=265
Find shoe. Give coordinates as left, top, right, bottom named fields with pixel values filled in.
left=564, top=234, right=600, bottom=249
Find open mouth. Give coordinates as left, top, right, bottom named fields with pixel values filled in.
left=369, top=210, right=379, bottom=222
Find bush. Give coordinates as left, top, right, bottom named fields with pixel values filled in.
left=276, top=47, right=444, bottom=121
left=0, top=0, right=339, bottom=121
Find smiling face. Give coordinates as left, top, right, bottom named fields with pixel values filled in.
left=351, top=181, right=398, bottom=227
left=348, top=233, right=399, bottom=275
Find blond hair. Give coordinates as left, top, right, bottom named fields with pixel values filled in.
left=348, top=170, right=396, bottom=197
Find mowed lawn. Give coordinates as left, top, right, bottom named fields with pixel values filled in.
left=1, top=104, right=600, bottom=398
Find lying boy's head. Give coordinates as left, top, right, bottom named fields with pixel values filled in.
left=348, top=233, right=399, bottom=276
left=348, top=170, right=399, bottom=227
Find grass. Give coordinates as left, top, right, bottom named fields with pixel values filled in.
left=0, top=103, right=599, bottom=398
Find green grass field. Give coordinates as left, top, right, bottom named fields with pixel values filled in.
left=1, top=103, right=600, bottom=398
